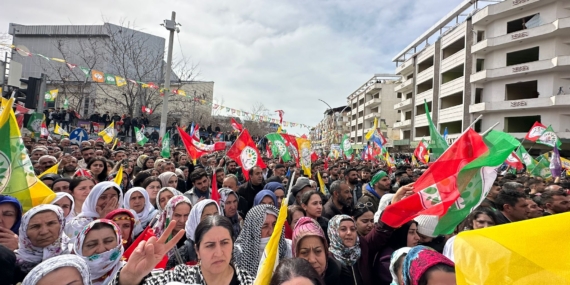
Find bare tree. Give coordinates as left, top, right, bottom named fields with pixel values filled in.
left=241, top=101, right=274, bottom=136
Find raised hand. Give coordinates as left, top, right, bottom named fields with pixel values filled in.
left=392, top=182, right=415, bottom=204
left=96, top=197, right=118, bottom=218
left=118, top=220, right=185, bottom=285
left=0, top=227, right=18, bottom=251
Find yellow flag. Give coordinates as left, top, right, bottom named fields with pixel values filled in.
left=454, top=212, right=570, bottom=284
left=38, top=163, right=59, bottom=178
left=254, top=198, right=288, bottom=285
left=98, top=122, right=116, bottom=143
left=115, top=76, right=127, bottom=87
left=411, top=155, right=418, bottom=167
left=561, top=157, right=570, bottom=169
left=51, top=58, right=65, bottom=63
left=296, top=137, right=311, bottom=176
left=114, top=164, right=124, bottom=186
left=277, top=125, right=282, bottom=134
left=365, top=117, right=377, bottom=140
left=317, top=171, right=326, bottom=195
left=54, top=123, right=69, bottom=136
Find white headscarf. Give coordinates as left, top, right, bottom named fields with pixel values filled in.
left=155, top=187, right=182, bottom=212
left=390, top=247, right=411, bottom=285
left=21, top=254, right=91, bottom=285
left=16, top=204, right=71, bottom=273
left=185, top=199, right=222, bottom=241
left=42, top=192, right=75, bottom=221
left=123, top=187, right=157, bottom=227
left=74, top=219, right=124, bottom=285
left=65, top=181, right=123, bottom=240
left=158, top=172, right=177, bottom=188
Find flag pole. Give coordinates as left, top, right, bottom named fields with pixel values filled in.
left=481, top=121, right=500, bottom=136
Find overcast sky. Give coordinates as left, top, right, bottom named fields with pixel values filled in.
left=0, top=0, right=464, bottom=134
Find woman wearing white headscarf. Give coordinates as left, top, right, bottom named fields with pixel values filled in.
left=123, top=187, right=158, bottom=231
left=21, top=254, right=91, bottom=285
left=42, top=192, right=75, bottom=220
left=166, top=199, right=222, bottom=269
left=158, top=171, right=179, bottom=189
left=65, top=181, right=123, bottom=241
left=74, top=219, right=125, bottom=285
left=155, top=187, right=182, bottom=212
left=15, top=204, right=71, bottom=278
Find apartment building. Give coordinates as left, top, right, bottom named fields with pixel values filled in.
left=311, top=106, right=351, bottom=150
left=392, top=0, right=570, bottom=151
left=347, top=74, right=401, bottom=148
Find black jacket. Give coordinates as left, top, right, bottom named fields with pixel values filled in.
left=322, top=198, right=352, bottom=220
left=237, top=181, right=265, bottom=216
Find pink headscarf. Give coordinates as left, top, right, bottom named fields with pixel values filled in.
left=291, top=217, right=328, bottom=257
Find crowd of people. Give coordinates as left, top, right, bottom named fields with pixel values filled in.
left=1, top=131, right=569, bottom=285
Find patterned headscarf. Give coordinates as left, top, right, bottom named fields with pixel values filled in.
left=327, top=215, right=361, bottom=266
left=65, top=181, right=123, bottom=240
left=74, top=219, right=125, bottom=285
left=152, top=195, right=192, bottom=238
left=185, top=199, right=222, bottom=241
left=155, top=187, right=182, bottom=212
left=218, top=188, right=241, bottom=237
left=104, top=209, right=136, bottom=249
left=234, top=204, right=287, bottom=276
left=0, top=195, right=23, bottom=233
left=42, top=192, right=75, bottom=221
left=403, top=246, right=455, bottom=285
left=123, top=187, right=157, bottom=227
left=21, top=254, right=91, bottom=285
left=253, top=190, right=277, bottom=206
left=16, top=204, right=70, bottom=272
left=292, top=217, right=328, bottom=257
left=390, top=247, right=411, bottom=285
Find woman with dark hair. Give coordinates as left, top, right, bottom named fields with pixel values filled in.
left=87, top=156, right=108, bottom=184
left=270, top=258, right=324, bottom=285
left=352, top=204, right=374, bottom=237
left=300, top=191, right=328, bottom=239
left=141, top=176, right=162, bottom=207
left=142, top=156, right=156, bottom=171
left=132, top=170, right=153, bottom=187
left=443, top=207, right=497, bottom=262
left=39, top=174, right=62, bottom=189
left=69, top=177, right=96, bottom=218
left=375, top=221, right=420, bottom=284
left=402, top=246, right=455, bottom=285
left=287, top=205, right=305, bottom=231
left=114, top=215, right=255, bottom=285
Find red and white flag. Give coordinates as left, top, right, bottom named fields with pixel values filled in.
left=275, top=110, right=285, bottom=124
left=230, top=118, right=243, bottom=132
left=141, top=105, right=153, bottom=115
left=414, top=139, right=429, bottom=164
left=525, top=121, right=547, bottom=142
left=505, top=151, right=524, bottom=170
left=226, top=129, right=266, bottom=180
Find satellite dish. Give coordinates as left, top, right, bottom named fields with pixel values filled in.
left=16, top=45, right=31, bottom=57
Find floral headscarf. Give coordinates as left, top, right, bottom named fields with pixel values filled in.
left=152, top=195, right=192, bottom=238
left=234, top=204, right=287, bottom=276
left=74, top=219, right=125, bottom=285
left=65, top=181, right=123, bottom=240
left=42, top=192, right=75, bottom=220
left=123, top=187, right=157, bottom=228
left=218, top=188, right=241, bottom=237
left=155, top=187, right=182, bottom=212
left=0, top=195, right=23, bottom=233
left=185, top=199, right=222, bottom=241
left=327, top=215, right=361, bottom=266
left=292, top=217, right=328, bottom=257
left=16, top=204, right=70, bottom=272
left=403, top=246, right=455, bottom=285
left=21, top=254, right=91, bottom=285
left=390, top=247, right=411, bottom=285
left=104, top=209, right=136, bottom=249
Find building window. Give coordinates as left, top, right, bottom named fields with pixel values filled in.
left=440, top=92, right=463, bottom=109
left=442, top=37, right=465, bottom=60
left=475, top=88, right=483, bottom=104
left=505, top=80, right=539, bottom=100
left=416, top=101, right=431, bottom=115
left=476, top=59, right=485, bottom=72
left=418, top=56, right=434, bottom=73
left=506, top=46, right=539, bottom=66
left=417, top=79, right=433, bottom=94
left=476, top=31, right=485, bottom=43
left=441, top=64, right=464, bottom=84
left=507, top=14, right=539, bottom=34
left=504, top=115, right=540, bottom=133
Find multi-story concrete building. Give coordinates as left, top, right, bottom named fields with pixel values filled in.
left=347, top=74, right=401, bottom=148
left=392, top=0, right=570, bottom=151
left=312, top=106, right=351, bottom=150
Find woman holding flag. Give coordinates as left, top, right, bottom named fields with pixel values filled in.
left=112, top=215, right=254, bottom=285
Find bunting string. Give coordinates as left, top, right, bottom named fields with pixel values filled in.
left=1, top=43, right=312, bottom=129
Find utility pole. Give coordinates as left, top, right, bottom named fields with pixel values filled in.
left=160, top=11, right=178, bottom=137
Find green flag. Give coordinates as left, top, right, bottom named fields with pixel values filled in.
left=134, top=127, right=148, bottom=146
left=425, top=100, right=448, bottom=159
left=26, top=113, right=44, bottom=134
left=531, top=155, right=551, bottom=178
left=536, top=125, right=562, bottom=149
left=104, top=73, right=116, bottom=85
left=63, top=98, right=69, bottom=109
left=516, top=145, right=536, bottom=173
left=266, top=133, right=291, bottom=162
left=79, top=67, right=90, bottom=77
left=431, top=130, right=519, bottom=236
left=161, top=132, right=171, bottom=158
left=340, top=134, right=353, bottom=156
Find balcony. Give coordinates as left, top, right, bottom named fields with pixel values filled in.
left=440, top=77, right=464, bottom=98
left=364, top=98, right=382, bottom=108
left=414, top=112, right=431, bottom=127
left=472, top=0, right=556, bottom=25
left=365, top=83, right=382, bottom=95
left=470, top=56, right=570, bottom=84
left=351, top=131, right=356, bottom=138
left=440, top=49, right=465, bottom=73
left=473, top=17, right=570, bottom=55
left=364, top=112, right=380, bottom=121
left=417, top=66, right=434, bottom=84
left=357, top=117, right=364, bottom=125
left=439, top=105, right=464, bottom=123
left=394, top=98, right=413, bottom=110
left=393, top=119, right=412, bottom=129
left=469, top=95, right=570, bottom=113
left=415, top=89, right=433, bottom=105
left=393, top=139, right=410, bottom=146
left=357, top=104, right=364, bottom=112
left=396, top=58, right=414, bottom=75
left=395, top=77, right=413, bottom=93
